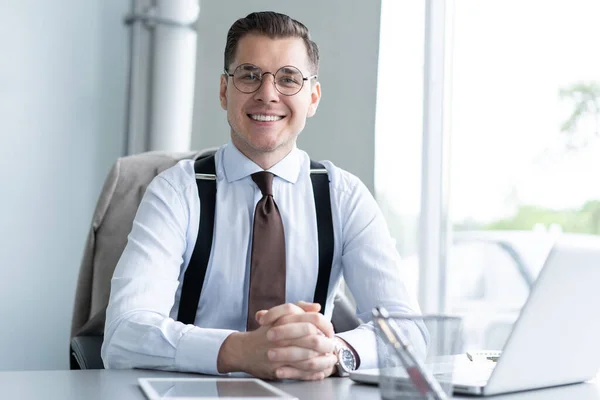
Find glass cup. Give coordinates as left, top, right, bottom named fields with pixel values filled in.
left=374, top=314, right=464, bottom=400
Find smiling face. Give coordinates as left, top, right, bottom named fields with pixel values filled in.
left=220, top=33, right=321, bottom=168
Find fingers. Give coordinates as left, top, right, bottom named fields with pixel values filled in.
left=257, top=303, right=306, bottom=327
left=254, top=301, right=312, bottom=323
left=290, top=354, right=338, bottom=373
left=270, top=312, right=334, bottom=338
left=274, top=354, right=338, bottom=380
left=255, top=309, right=268, bottom=322
left=267, top=322, right=325, bottom=342
left=255, top=301, right=320, bottom=325
left=269, top=348, right=337, bottom=370
left=295, top=300, right=321, bottom=313
left=248, top=301, right=337, bottom=383
left=238, top=316, right=336, bottom=382
left=267, top=346, right=321, bottom=363
left=275, top=334, right=337, bottom=354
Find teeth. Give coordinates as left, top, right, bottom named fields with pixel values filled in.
left=249, top=114, right=283, bottom=122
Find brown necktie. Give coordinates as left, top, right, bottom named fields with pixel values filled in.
left=247, top=171, right=286, bottom=331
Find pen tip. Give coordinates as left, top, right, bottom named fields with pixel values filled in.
left=372, top=306, right=390, bottom=318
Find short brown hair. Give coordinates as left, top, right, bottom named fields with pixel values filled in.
left=224, top=11, right=320, bottom=75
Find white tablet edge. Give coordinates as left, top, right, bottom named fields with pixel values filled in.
left=138, top=377, right=299, bottom=400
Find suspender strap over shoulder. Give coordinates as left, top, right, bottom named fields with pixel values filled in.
left=177, top=155, right=216, bottom=325
left=177, top=156, right=334, bottom=324
left=309, top=161, right=334, bottom=315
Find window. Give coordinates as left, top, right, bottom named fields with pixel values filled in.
left=375, top=0, right=425, bottom=302
left=448, top=0, right=600, bottom=349
left=377, top=0, right=600, bottom=350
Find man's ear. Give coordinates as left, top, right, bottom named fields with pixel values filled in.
left=219, top=74, right=228, bottom=110
left=307, top=81, right=321, bottom=118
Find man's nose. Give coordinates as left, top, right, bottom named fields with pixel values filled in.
left=253, top=73, right=279, bottom=102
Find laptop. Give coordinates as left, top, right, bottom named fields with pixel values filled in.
left=350, top=234, right=600, bottom=396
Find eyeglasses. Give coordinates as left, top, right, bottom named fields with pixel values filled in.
left=224, top=63, right=317, bottom=96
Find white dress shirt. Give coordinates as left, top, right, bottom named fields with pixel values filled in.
left=102, top=142, right=425, bottom=375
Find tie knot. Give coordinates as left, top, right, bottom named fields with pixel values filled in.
left=251, top=171, right=274, bottom=196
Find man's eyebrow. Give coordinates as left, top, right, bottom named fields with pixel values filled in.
left=239, top=64, right=260, bottom=71
left=279, top=66, right=301, bottom=74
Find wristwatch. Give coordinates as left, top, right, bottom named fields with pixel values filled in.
left=333, top=339, right=357, bottom=377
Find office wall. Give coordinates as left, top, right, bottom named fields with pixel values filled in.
left=0, top=1, right=128, bottom=370
left=192, top=0, right=382, bottom=191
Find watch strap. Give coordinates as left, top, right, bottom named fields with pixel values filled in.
left=332, top=363, right=350, bottom=377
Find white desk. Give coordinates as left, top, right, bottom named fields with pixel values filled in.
left=0, top=369, right=598, bottom=399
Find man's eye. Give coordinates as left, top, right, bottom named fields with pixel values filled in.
left=278, top=76, right=300, bottom=85
left=240, top=73, right=260, bottom=81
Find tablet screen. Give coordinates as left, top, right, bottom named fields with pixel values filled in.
left=138, top=377, right=298, bottom=400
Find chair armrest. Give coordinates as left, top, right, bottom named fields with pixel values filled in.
left=70, top=335, right=105, bottom=370
left=332, top=291, right=361, bottom=333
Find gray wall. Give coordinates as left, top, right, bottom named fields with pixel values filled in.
left=0, top=0, right=128, bottom=370
left=0, top=0, right=381, bottom=370
left=192, top=0, right=381, bottom=191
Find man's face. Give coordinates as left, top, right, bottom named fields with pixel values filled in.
left=220, top=34, right=321, bottom=160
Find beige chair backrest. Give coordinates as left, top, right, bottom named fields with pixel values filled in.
left=70, top=150, right=205, bottom=338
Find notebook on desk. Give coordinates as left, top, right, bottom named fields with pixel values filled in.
left=351, top=235, right=600, bottom=396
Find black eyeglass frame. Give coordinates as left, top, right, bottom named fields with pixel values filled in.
left=224, top=63, right=318, bottom=96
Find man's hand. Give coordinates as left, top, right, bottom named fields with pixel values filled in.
left=256, top=301, right=334, bottom=337
left=217, top=302, right=338, bottom=380
left=257, top=302, right=338, bottom=380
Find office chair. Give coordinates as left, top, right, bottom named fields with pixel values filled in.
left=69, top=149, right=360, bottom=369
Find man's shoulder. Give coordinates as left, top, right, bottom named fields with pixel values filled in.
left=311, top=159, right=362, bottom=196
left=154, top=158, right=197, bottom=193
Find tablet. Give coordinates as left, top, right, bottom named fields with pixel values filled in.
left=138, top=377, right=298, bottom=400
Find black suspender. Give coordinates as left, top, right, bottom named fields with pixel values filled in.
left=309, top=160, right=335, bottom=316
left=176, top=155, right=334, bottom=325
left=176, top=156, right=217, bottom=324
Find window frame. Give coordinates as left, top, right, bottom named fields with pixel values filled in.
left=418, top=0, right=455, bottom=313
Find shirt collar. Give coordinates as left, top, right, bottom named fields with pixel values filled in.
left=222, top=141, right=302, bottom=184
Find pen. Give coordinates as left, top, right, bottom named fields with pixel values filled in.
left=372, top=307, right=448, bottom=400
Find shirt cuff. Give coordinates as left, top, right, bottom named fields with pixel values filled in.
left=336, top=326, right=378, bottom=370
left=175, top=326, right=236, bottom=375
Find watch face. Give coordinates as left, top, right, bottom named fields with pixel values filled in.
left=338, top=348, right=356, bottom=372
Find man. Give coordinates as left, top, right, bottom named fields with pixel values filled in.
left=102, top=11, right=425, bottom=381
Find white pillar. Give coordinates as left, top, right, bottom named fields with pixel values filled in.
left=419, top=0, right=454, bottom=313
left=124, top=0, right=200, bottom=155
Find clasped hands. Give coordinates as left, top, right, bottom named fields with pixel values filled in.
left=217, top=301, right=340, bottom=380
